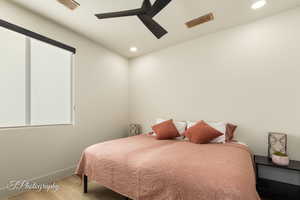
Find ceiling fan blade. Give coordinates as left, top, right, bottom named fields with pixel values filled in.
left=138, top=14, right=167, bottom=39
left=142, top=0, right=152, bottom=10
left=148, top=0, right=172, bottom=17
left=95, top=8, right=145, bottom=19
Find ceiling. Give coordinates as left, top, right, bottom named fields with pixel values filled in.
left=11, top=0, right=300, bottom=58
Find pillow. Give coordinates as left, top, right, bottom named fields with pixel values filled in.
left=205, top=121, right=226, bottom=143
left=186, top=121, right=226, bottom=143
left=187, top=120, right=236, bottom=143
left=155, top=118, right=187, bottom=136
left=226, top=123, right=238, bottom=142
left=152, top=119, right=180, bottom=140
left=184, top=121, right=223, bottom=144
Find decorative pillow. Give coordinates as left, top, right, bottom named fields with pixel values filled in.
left=205, top=121, right=226, bottom=143
left=226, top=123, right=237, bottom=142
left=184, top=121, right=223, bottom=144
left=186, top=121, right=226, bottom=143
left=187, top=120, right=236, bottom=143
left=155, top=118, right=187, bottom=136
left=152, top=119, right=180, bottom=140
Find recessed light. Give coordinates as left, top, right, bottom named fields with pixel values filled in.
left=130, top=47, right=138, bottom=52
left=251, top=0, right=267, bottom=10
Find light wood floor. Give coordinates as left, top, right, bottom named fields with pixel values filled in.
left=3, top=175, right=126, bottom=200
left=2, top=175, right=269, bottom=200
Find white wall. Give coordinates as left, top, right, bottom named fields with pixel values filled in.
left=0, top=0, right=128, bottom=197
left=129, top=7, right=300, bottom=160
left=1, top=1, right=300, bottom=197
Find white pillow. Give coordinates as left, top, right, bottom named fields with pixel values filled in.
left=154, top=118, right=187, bottom=136
left=186, top=120, right=226, bottom=143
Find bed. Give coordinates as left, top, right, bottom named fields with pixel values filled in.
left=75, top=134, right=260, bottom=200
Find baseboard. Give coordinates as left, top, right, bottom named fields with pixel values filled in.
left=0, top=165, right=76, bottom=199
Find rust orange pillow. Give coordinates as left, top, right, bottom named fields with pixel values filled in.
left=184, top=121, right=223, bottom=144
left=152, top=119, right=180, bottom=140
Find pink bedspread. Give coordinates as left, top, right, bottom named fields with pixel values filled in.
left=76, top=135, right=260, bottom=200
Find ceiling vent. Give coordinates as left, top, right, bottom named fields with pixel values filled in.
left=57, top=0, right=80, bottom=10
left=186, top=13, right=214, bottom=28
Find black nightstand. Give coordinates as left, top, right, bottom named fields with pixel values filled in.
left=254, top=155, right=300, bottom=200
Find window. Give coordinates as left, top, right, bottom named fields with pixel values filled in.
left=0, top=20, right=75, bottom=128
left=0, top=27, right=26, bottom=127
left=30, top=39, right=73, bottom=125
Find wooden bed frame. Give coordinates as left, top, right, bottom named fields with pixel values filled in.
left=83, top=175, right=130, bottom=200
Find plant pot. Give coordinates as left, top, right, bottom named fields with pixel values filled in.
left=272, top=154, right=289, bottom=166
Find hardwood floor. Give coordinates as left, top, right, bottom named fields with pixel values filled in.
left=3, top=175, right=125, bottom=200
left=3, top=175, right=269, bottom=200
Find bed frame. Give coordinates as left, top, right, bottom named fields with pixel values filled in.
left=83, top=175, right=130, bottom=200
left=83, top=175, right=88, bottom=193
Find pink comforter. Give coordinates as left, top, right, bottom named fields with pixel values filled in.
left=76, top=135, right=260, bottom=200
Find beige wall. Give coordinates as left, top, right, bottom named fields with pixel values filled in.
left=0, top=0, right=128, bottom=197
left=129, top=7, right=300, bottom=160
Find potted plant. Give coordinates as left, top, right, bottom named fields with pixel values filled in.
left=272, top=151, right=290, bottom=166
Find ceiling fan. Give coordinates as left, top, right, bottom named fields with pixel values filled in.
left=95, top=0, right=172, bottom=39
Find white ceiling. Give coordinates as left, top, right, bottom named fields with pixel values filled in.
left=11, top=0, right=300, bottom=58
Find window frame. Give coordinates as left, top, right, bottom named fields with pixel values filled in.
left=0, top=19, right=76, bottom=129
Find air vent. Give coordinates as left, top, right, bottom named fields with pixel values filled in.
left=185, top=13, right=214, bottom=28
left=57, top=0, right=80, bottom=10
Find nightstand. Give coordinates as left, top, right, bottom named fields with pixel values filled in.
left=254, top=155, right=300, bottom=200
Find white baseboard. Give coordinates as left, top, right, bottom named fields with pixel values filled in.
left=0, top=165, right=76, bottom=199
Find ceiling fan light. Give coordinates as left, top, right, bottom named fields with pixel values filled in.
left=251, top=0, right=267, bottom=10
